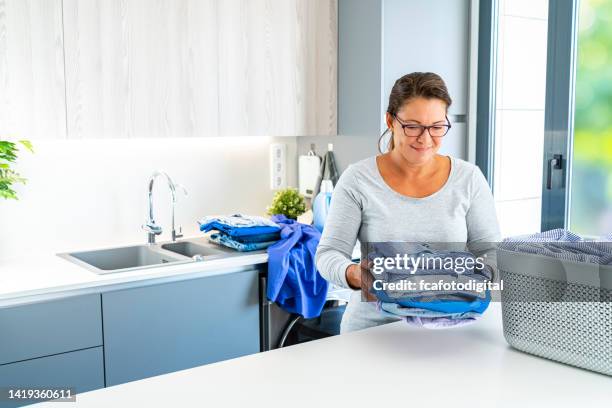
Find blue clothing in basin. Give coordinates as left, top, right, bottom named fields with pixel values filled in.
left=267, top=215, right=329, bottom=319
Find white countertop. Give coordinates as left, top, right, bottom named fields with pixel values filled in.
left=34, top=303, right=612, bottom=407
left=0, top=235, right=268, bottom=307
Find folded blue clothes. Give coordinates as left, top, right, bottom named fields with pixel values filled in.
left=375, top=289, right=490, bottom=314
left=372, top=257, right=492, bottom=302
left=199, top=213, right=279, bottom=229
left=395, top=293, right=490, bottom=314
left=380, top=273, right=490, bottom=300
left=376, top=293, right=489, bottom=328
left=198, top=214, right=281, bottom=238
left=378, top=302, right=482, bottom=319
left=368, top=245, right=493, bottom=322
left=405, top=316, right=479, bottom=329
left=233, top=232, right=280, bottom=244
left=367, top=243, right=491, bottom=280
left=499, top=228, right=612, bottom=265
left=377, top=298, right=482, bottom=329
left=208, top=232, right=277, bottom=252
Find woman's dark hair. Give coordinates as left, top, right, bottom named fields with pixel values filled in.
left=378, top=72, right=452, bottom=153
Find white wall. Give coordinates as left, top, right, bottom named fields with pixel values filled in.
left=0, top=137, right=297, bottom=261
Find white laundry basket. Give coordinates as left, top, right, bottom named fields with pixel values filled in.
left=498, top=248, right=612, bottom=376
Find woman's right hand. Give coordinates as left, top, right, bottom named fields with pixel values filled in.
left=345, top=260, right=378, bottom=302
left=345, top=263, right=362, bottom=289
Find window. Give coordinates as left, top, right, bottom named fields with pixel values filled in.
left=569, top=0, right=612, bottom=236
left=492, top=0, right=549, bottom=236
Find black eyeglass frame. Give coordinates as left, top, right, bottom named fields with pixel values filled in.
left=393, top=114, right=452, bottom=138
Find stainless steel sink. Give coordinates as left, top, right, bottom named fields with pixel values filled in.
left=58, top=238, right=235, bottom=275
left=161, top=241, right=226, bottom=260
left=58, top=244, right=192, bottom=274
left=69, top=245, right=184, bottom=269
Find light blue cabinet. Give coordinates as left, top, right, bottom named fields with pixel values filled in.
left=0, top=347, right=104, bottom=408
left=0, top=294, right=102, bottom=365
left=102, top=269, right=260, bottom=386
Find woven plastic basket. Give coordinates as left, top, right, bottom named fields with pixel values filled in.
left=498, top=248, right=612, bottom=376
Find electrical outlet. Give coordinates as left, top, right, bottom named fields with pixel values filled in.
left=270, top=143, right=287, bottom=190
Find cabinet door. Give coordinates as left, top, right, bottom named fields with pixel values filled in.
left=62, top=0, right=336, bottom=138
left=62, top=0, right=219, bottom=138
left=217, top=0, right=338, bottom=136
left=0, top=347, right=104, bottom=408
left=102, top=270, right=260, bottom=386
left=0, top=294, right=102, bottom=365
left=0, top=0, right=66, bottom=140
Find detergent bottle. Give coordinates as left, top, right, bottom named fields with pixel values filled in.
left=312, top=179, right=334, bottom=233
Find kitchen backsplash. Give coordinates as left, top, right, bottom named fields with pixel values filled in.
left=0, top=137, right=297, bottom=261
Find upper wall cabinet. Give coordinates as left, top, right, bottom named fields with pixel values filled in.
left=63, top=0, right=220, bottom=139
left=218, top=0, right=337, bottom=136
left=63, top=0, right=337, bottom=138
left=0, top=0, right=66, bottom=140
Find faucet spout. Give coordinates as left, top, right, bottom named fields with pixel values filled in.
left=142, top=171, right=187, bottom=244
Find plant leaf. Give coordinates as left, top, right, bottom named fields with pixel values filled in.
left=18, top=140, right=34, bottom=153
left=0, top=187, right=18, bottom=200
left=0, top=139, right=31, bottom=199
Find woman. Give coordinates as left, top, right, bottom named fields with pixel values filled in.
left=315, top=72, right=501, bottom=333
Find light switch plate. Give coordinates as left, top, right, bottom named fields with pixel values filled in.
left=270, top=143, right=287, bottom=190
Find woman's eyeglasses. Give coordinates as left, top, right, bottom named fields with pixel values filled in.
left=393, top=115, right=452, bottom=138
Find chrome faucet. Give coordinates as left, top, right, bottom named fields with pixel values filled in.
left=142, top=171, right=188, bottom=244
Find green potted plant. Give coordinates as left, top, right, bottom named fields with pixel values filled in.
left=267, top=188, right=306, bottom=220
left=0, top=139, right=33, bottom=200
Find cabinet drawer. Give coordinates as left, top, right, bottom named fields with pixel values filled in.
left=0, top=295, right=102, bottom=365
left=0, top=346, right=104, bottom=407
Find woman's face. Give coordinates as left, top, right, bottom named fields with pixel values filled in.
left=385, top=97, right=448, bottom=166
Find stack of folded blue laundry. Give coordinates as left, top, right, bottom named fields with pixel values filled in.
left=370, top=243, right=492, bottom=329
left=198, top=214, right=281, bottom=252
left=498, top=228, right=612, bottom=264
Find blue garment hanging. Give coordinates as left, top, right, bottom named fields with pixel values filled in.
left=266, top=214, right=329, bottom=319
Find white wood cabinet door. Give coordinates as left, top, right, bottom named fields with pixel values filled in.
left=0, top=0, right=66, bottom=140
left=218, top=0, right=337, bottom=137
left=63, top=0, right=220, bottom=139
left=62, top=0, right=336, bottom=138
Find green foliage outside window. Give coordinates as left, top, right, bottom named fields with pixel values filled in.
left=571, top=0, right=612, bottom=234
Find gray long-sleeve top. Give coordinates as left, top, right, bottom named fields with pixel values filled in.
left=315, top=155, right=501, bottom=332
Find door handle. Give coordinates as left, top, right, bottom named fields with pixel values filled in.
left=259, top=274, right=270, bottom=352
left=546, top=154, right=563, bottom=190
